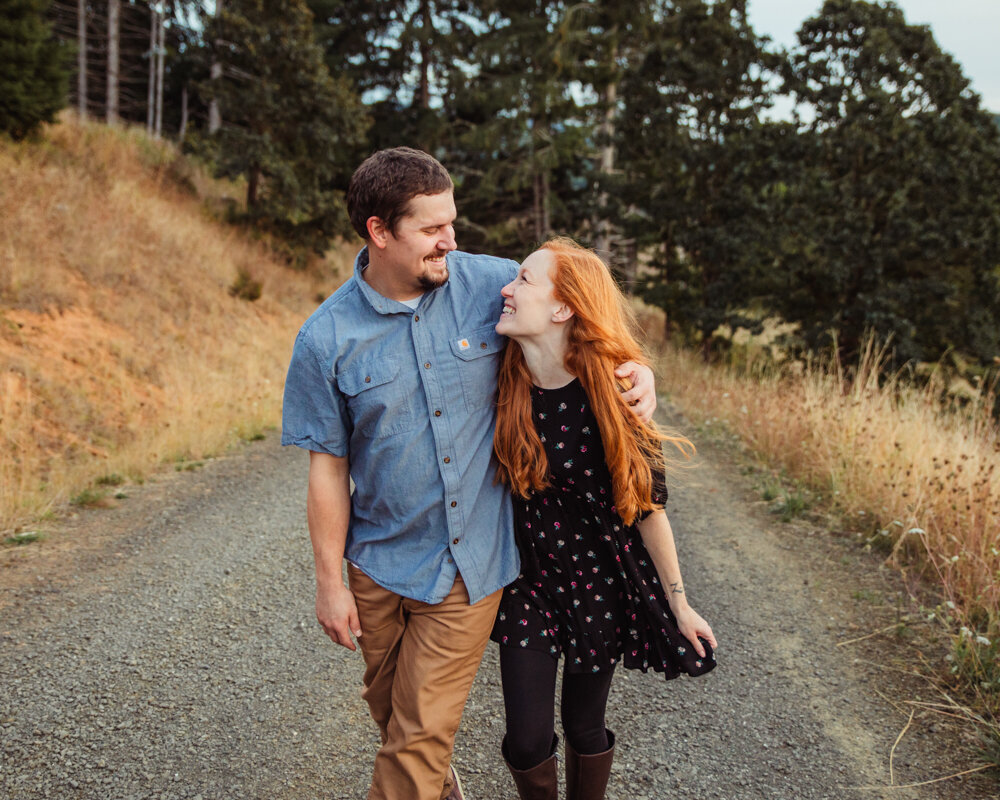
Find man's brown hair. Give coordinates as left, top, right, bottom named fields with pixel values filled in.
left=347, top=147, right=454, bottom=240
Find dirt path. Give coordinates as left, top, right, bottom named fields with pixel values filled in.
left=1, top=419, right=995, bottom=799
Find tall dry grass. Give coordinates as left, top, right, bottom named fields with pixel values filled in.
left=633, top=302, right=1000, bottom=711
left=0, top=117, right=355, bottom=533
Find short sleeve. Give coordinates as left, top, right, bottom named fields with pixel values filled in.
left=639, top=457, right=668, bottom=521
left=281, top=329, right=350, bottom=456
left=650, top=459, right=668, bottom=506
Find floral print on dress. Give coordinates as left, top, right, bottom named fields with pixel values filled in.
left=491, top=378, right=715, bottom=680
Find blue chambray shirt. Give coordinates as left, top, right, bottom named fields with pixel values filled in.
left=281, top=247, right=520, bottom=604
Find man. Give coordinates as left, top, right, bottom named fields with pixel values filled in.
left=281, top=148, right=655, bottom=800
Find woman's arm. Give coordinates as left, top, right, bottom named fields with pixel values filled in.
left=636, top=509, right=718, bottom=657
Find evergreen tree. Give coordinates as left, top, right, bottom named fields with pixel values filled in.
left=574, top=1, right=660, bottom=267
left=778, top=0, right=1000, bottom=364
left=0, top=0, right=69, bottom=140
left=307, top=0, right=479, bottom=152
left=449, top=0, right=595, bottom=256
left=615, top=0, right=779, bottom=341
left=197, top=0, right=370, bottom=252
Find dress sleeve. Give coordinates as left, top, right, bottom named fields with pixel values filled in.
left=638, top=456, right=668, bottom=521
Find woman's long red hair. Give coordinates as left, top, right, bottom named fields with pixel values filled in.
left=494, top=237, right=694, bottom=525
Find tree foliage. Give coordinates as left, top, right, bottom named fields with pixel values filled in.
left=197, top=0, right=370, bottom=252
left=0, top=0, right=69, bottom=140
left=307, top=0, right=480, bottom=152
left=447, top=1, right=596, bottom=257
left=777, top=0, right=1000, bottom=364
left=616, top=0, right=779, bottom=340
left=6, top=0, right=999, bottom=369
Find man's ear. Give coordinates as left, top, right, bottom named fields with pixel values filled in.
left=552, top=303, right=574, bottom=323
left=366, top=216, right=389, bottom=249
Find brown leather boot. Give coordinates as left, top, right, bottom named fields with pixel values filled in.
left=565, top=729, right=615, bottom=800
left=502, top=734, right=559, bottom=800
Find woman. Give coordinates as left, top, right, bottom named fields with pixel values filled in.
left=491, top=237, right=718, bottom=800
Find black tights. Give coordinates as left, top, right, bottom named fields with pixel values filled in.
left=500, top=646, right=615, bottom=770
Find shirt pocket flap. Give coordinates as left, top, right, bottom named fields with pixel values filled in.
left=450, top=323, right=504, bottom=361
left=336, top=359, right=400, bottom=396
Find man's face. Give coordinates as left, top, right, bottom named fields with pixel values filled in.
left=382, top=191, right=458, bottom=293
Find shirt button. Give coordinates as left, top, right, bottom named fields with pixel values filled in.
left=452, top=538, right=460, bottom=545
left=424, top=362, right=431, bottom=369
left=434, top=409, right=442, bottom=417
left=364, top=376, right=371, bottom=383
left=443, top=457, right=451, bottom=463
left=414, top=315, right=420, bottom=322
left=480, top=342, right=487, bottom=349
left=450, top=501, right=457, bottom=508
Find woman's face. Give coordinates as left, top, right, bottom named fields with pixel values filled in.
left=496, top=249, right=562, bottom=340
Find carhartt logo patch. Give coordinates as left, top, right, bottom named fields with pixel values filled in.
left=457, top=338, right=470, bottom=350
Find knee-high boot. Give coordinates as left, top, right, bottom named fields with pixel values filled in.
left=565, top=729, right=615, bottom=800
left=501, top=734, right=558, bottom=800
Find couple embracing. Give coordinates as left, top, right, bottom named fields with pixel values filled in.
left=282, top=148, right=717, bottom=800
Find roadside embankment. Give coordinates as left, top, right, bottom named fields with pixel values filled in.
left=0, top=118, right=352, bottom=533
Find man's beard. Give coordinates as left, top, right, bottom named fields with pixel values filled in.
left=417, top=253, right=449, bottom=290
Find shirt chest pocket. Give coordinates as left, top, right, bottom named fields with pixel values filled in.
left=450, top=323, right=505, bottom=413
left=337, top=359, right=416, bottom=439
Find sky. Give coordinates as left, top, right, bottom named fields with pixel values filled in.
left=745, top=0, right=1000, bottom=112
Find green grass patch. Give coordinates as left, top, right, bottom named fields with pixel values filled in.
left=4, top=531, right=43, bottom=545
left=772, top=488, right=809, bottom=521
left=760, top=478, right=780, bottom=502
left=70, top=488, right=107, bottom=507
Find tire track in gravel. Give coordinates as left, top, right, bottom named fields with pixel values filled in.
left=1, top=422, right=995, bottom=799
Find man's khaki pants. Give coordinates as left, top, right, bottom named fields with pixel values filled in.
left=348, top=564, right=502, bottom=800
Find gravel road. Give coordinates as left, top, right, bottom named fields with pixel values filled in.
left=1, top=421, right=996, bottom=799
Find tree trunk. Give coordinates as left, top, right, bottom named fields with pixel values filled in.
left=147, top=3, right=156, bottom=134
left=533, top=170, right=543, bottom=243
left=179, top=84, right=188, bottom=141
left=106, top=0, right=120, bottom=124
left=247, top=165, right=260, bottom=210
left=418, top=0, right=432, bottom=109
left=532, top=167, right=550, bottom=243
left=541, top=168, right=550, bottom=239
left=77, top=0, right=87, bottom=117
left=209, top=0, right=223, bottom=133
left=155, top=9, right=165, bottom=138
left=594, top=77, right=617, bottom=265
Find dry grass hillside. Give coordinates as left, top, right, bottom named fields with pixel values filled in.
left=633, top=303, right=1000, bottom=740
left=0, top=118, right=354, bottom=534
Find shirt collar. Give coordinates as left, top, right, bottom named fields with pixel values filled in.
left=353, top=245, right=445, bottom=315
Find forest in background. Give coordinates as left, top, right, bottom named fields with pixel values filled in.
left=4, top=0, right=1000, bottom=374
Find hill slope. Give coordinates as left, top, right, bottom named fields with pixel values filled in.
left=0, top=119, right=351, bottom=533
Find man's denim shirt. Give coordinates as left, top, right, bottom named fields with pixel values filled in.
left=281, top=247, right=520, bottom=604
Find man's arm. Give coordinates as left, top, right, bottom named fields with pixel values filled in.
left=307, top=451, right=361, bottom=650
left=615, top=361, right=657, bottom=423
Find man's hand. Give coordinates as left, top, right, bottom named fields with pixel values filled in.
left=615, top=361, right=657, bottom=423
left=316, top=580, right=363, bottom=651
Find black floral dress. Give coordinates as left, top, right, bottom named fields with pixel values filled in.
left=491, top=378, right=715, bottom=679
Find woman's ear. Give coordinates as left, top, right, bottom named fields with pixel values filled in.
left=552, top=303, right=574, bottom=323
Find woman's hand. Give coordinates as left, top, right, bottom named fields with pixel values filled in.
left=673, top=605, right=717, bottom=659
